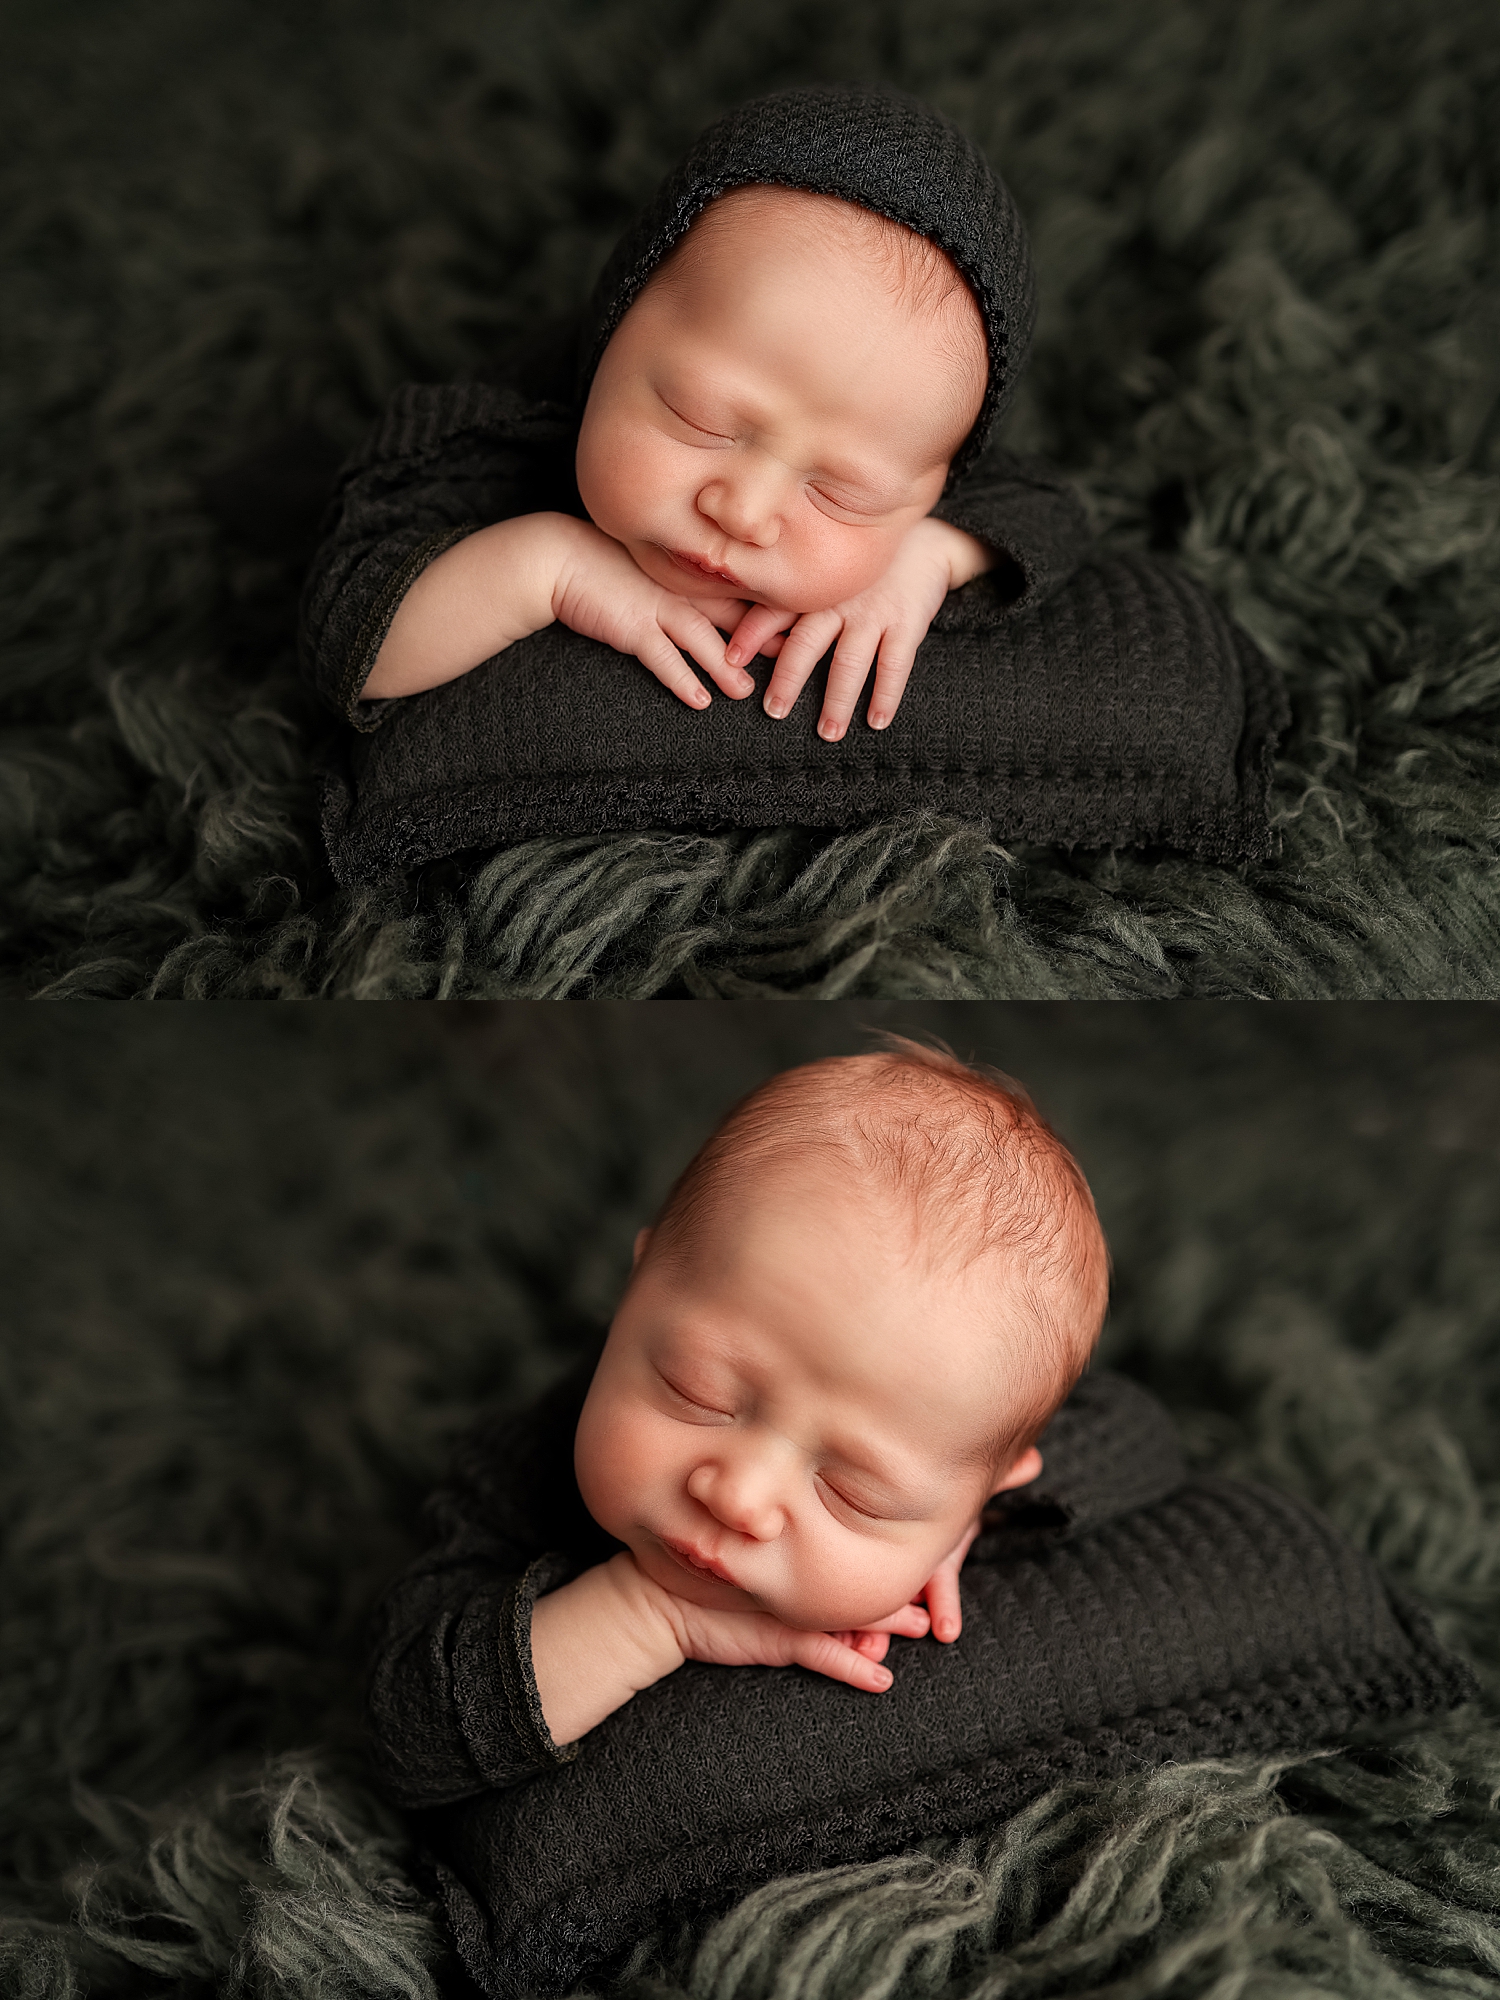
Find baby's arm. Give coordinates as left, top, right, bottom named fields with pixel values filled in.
left=363, top=512, right=756, bottom=709
left=724, top=517, right=994, bottom=741
left=530, top=1552, right=924, bottom=1746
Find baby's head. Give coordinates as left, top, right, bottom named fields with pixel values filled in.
left=575, top=1039, right=1109, bottom=1633
left=574, top=184, right=988, bottom=617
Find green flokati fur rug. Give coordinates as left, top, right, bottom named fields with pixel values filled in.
left=2, top=0, right=1499, bottom=996
left=2, top=1004, right=1498, bottom=2000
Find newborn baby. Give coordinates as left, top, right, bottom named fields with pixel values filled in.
left=302, top=86, right=1282, bottom=879
left=363, top=184, right=996, bottom=741
left=366, top=1036, right=1109, bottom=1793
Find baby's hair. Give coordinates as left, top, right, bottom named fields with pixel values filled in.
left=644, top=1033, right=1110, bottom=1472
left=644, top=184, right=987, bottom=447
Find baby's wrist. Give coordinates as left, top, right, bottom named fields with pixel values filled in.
left=596, top=1552, right=689, bottom=1689
left=528, top=1553, right=685, bottom=1746
left=519, top=511, right=588, bottom=621
left=540, top=512, right=607, bottom=620
left=919, top=515, right=995, bottom=590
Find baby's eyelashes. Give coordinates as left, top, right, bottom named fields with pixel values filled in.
left=815, top=1473, right=891, bottom=1523
left=658, top=1372, right=734, bottom=1422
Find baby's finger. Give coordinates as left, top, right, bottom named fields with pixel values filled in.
left=817, top=631, right=879, bottom=741
left=637, top=637, right=713, bottom=709
left=857, top=1602, right=931, bottom=1638
left=791, top=1632, right=893, bottom=1694
left=866, top=646, right=918, bottom=731
left=764, top=612, right=842, bottom=720
left=684, top=594, right=751, bottom=634
left=826, top=1630, right=890, bottom=1661
left=922, top=1565, right=964, bottom=1644
left=921, top=1520, right=980, bottom=1643
left=726, top=602, right=796, bottom=667
left=659, top=604, right=755, bottom=699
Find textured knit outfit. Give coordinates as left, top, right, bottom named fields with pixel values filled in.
left=299, top=84, right=1094, bottom=733
left=366, top=1354, right=1184, bottom=1810
left=369, top=1353, right=1475, bottom=2000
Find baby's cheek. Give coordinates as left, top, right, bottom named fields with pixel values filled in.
left=576, top=415, right=680, bottom=545
left=790, top=523, right=905, bottom=612
left=775, top=1536, right=926, bottom=1632
left=574, top=1398, right=659, bottom=1538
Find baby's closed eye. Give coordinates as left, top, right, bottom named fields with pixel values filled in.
left=816, top=1473, right=885, bottom=1520
left=812, top=490, right=885, bottom=519
left=657, top=1371, right=735, bottom=1422
left=664, top=405, right=732, bottom=443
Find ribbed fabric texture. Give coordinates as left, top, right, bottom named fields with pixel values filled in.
left=365, top=1366, right=1476, bottom=2000
left=573, top=82, right=1038, bottom=487
left=979, top=1371, right=1187, bottom=1545
left=320, top=531, right=1287, bottom=879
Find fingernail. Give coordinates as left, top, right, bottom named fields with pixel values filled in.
left=869, top=713, right=888, bottom=730
left=766, top=699, right=787, bottom=720
left=692, top=689, right=710, bottom=708
left=726, top=644, right=742, bottom=664
left=818, top=720, right=842, bottom=741
left=873, top=1667, right=892, bottom=1689
left=735, top=673, right=754, bottom=694
left=938, top=1619, right=957, bottom=1642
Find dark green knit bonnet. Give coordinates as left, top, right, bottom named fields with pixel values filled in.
left=574, top=83, right=1037, bottom=489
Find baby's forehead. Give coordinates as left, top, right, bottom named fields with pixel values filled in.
left=669, top=184, right=950, bottom=302
left=690, top=183, right=884, bottom=244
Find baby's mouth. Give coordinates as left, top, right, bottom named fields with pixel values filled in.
left=664, top=546, right=744, bottom=590
left=659, top=1534, right=739, bottom=1587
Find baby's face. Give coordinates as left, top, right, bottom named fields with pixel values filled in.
left=574, top=192, right=985, bottom=617
left=574, top=1165, right=1039, bottom=1634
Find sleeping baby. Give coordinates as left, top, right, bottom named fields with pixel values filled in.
left=301, top=85, right=1096, bottom=749
left=361, top=182, right=995, bottom=744
left=366, top=1035, right=1109, bottom=1788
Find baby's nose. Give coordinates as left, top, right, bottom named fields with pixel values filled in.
left=696, top=463, right=784, bottom=547
left=686, top=1460, right=784, bottom=1540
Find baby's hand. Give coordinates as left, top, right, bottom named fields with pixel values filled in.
left=723, top=518, right=991, bottom=740
left=649, top=1579, right=932, bottom=1696
left=551, top=520, right=755, bottom=709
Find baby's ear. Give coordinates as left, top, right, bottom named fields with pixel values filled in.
left=992, top=1444, right=1043, bottom=1495
left=631, top=1226, right=653, bottom=1270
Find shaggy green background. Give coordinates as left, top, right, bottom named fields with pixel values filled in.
left=1, top=1004, right=1498, bottom=1998
left=1, top=0, right=1498, bottom=995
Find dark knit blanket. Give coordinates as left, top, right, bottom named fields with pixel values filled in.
left=2, top=0, right=1497, bottom=995
left=3, top=1005, right=1498, bottom=2000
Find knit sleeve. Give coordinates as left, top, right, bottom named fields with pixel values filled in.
left=296, top=381, right=582, bottom=732
left=930, top=447, right=1095, bottom=614
left=365, top=1532, right=579, bottom=1809
left=364, top=1361, right=609, bottom=1810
